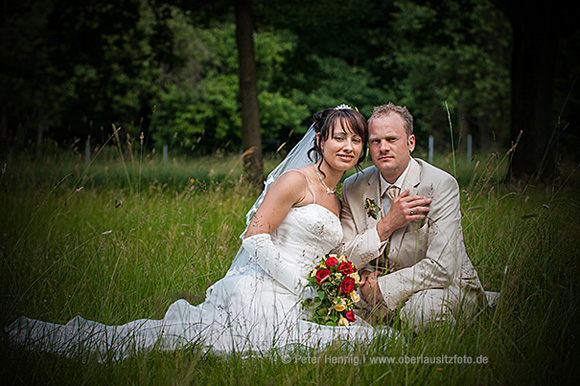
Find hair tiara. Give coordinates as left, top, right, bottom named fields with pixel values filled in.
left=333, top=104, right=352, bottom=110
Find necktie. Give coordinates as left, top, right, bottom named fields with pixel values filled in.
left=380, top=185, right=400, bottom=273
left=386, top=185, right=401, bottom=201
left=382, top=185, right=400, bottom=214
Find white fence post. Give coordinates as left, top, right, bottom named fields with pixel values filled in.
left=428, top=135, right=434, bottom=164
left=467, top=134, right=473, bottom=163
left=85, top=139, right=91, bottom=165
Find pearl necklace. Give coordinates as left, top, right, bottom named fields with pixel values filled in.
left=316, top=168, right=336, bottom=194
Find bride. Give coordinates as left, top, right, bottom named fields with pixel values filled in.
left=7, top=105, right=393, bottom=360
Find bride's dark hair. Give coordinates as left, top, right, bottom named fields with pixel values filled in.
left=308, top=106, right=368, bottom=174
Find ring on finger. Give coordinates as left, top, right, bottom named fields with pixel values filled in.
left=410, top=208, right=414, bottom=215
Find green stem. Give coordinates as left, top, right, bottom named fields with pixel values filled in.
left=445, top=102, right=457, bottom=178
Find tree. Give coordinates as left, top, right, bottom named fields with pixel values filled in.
left=491, top=0, right=573, bottom=181
left=235, top=0, right=263, bottom=185
left=150, top=22, right=309, bottom=154
left=0, top=0, right=71, bottom=153
left=360, top=0, right=511, bottom=150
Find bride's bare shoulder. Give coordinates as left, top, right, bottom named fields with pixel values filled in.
left=266, top=168, right=313, bottom=205
left=277, top=167, right=311, bottom=185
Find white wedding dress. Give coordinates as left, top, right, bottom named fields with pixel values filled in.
left=7, top=125, right=394, bottom=360
left=7, top=189, right=388, bottom=361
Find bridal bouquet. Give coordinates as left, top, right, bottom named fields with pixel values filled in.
left=304, top=254, right=361, bottom=326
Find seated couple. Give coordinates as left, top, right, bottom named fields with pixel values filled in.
left=7, top=103, right=497, bottom=360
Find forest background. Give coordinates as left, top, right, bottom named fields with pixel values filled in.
left=1, top=0, right=578, bottom=180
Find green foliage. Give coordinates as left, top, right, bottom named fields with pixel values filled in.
left=50, top=0, right=169, bottom=139
left=372, top=0, right=512, bottom=147
left=150, top=23, right=310, bottom=153
left=258, top=91, right=310, bottom=141
left=0, top=0, right=72, bottom=131
left=0, top=0, right=516, bottom=157
left=147, top=0, right=511, bottom=155
left=291, top=55, right=391, bottom=118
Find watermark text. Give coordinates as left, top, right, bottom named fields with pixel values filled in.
left=280, top=354, right=489, bottom=366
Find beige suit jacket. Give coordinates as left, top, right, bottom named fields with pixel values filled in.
left=340, top=158, right=486, bottom=311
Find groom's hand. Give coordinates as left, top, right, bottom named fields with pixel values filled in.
left=376, top=190, right=431, bottom=242
left=358, top=269, right=375, bottom=286
left=360, top=271, right=383, bottom=306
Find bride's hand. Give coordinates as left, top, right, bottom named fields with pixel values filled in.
left=376, top=190, right=431, bottom=242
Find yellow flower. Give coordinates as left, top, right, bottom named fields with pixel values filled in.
left=189, top=178, right=195, bottom=184
left=333, top=298, right=347, bottom=311
left=338, top=318, right=349, bottom=326
left=350, top=291, right=361, bottom=303
left=349, top=272, right=360, bottom=283
left=338, top=255, right=347, bottom=262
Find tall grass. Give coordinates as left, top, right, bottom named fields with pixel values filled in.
left=1, top=144, right=579, bottom=385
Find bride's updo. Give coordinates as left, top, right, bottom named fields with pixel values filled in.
left=308, top=105, right=368, bottom=172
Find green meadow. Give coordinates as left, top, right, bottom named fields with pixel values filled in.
left=1, top=147, right=578, bottom=385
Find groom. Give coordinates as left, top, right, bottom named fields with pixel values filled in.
left=340, top=102, right=492, bottom=330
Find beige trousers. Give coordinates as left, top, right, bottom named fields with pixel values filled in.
left=357, top=284, right=484, bottom=332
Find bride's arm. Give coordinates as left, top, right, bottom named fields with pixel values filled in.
left=339, top=175, right=386, bottom=267
left=242, top=234, right=312, bottom=296
left=242, top=171, right=313, bottom=296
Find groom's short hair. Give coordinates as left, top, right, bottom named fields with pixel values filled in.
left=369, top=103, right=414, bottom=138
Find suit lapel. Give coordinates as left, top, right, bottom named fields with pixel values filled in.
left=389, top=158, right=422, bottom=254
left=401, top=157, right=421, bottom=194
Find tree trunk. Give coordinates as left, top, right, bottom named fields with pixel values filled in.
left=492, top=0, right=560, bottom=181
left=36, top=123, right=45, bottom=157
left=0, top=111, right=6, bottom=156
left=510, top=8, right=559, bottom=181
left=235, top=0, right=263, bottom=186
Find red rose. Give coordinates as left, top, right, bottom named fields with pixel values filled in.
left=345, top=310, right=356, bottom=322
left=325, top=256, right=339, bottom=267
left=315, top=268, right=331, bottom=284
left=340, top=277, right=356, bottom=294
left=338, top=261, right=354, bottom=275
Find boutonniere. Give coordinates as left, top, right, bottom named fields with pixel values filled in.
left=364, top=198, right=380, bottom=219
